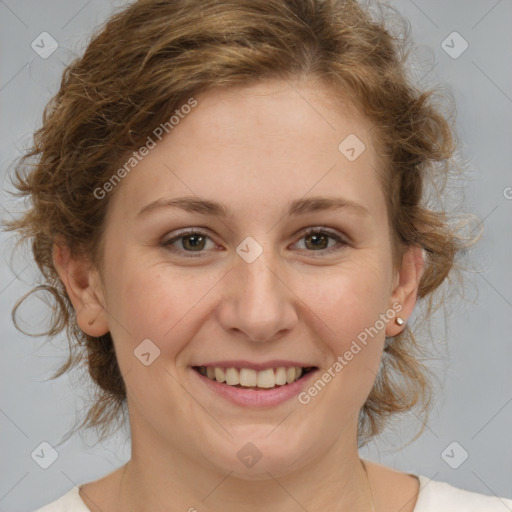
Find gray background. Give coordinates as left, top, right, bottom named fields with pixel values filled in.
left=1, top=1, right=511, bottom=510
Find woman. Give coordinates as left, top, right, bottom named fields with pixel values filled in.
left=4, top=0, right=511, bottom=510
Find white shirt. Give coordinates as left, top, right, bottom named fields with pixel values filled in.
left=33, top=475, right=512, bottom=511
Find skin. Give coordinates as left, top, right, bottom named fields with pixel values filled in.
left=54, top=78, right=424, bottom=512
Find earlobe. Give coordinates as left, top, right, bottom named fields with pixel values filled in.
left=52, top=243, right=110, bottom=337
left=385, top=245, right=425, bottom=337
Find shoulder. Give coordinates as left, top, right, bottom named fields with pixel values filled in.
left=414, top=475, right=512, bottom=512
left=32, top=486, right=90, bottom=512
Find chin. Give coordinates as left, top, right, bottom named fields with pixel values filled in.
left=208, top=434, right=315, bottom=481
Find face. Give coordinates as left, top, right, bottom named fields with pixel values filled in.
left=56, top=78, right=423, bottom=480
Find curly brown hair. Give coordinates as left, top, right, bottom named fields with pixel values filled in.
left=2, top=0, right=477, bottom=448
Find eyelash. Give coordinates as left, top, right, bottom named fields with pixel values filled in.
left=161, top=227, right=348, bottom=258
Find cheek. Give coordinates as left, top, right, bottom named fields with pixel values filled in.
left=106, top=259, right=224, bottom=356
left=292, top=259, right=392, bottom=431
left=300, top=256, right=392, bottom=349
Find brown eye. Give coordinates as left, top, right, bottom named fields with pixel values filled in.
left=294, top=228, right=347, bottom=255
left=304, top=232, right=330, bottom=250
left=180, top=233, right=207, bottom=251
left=162, top=229, right=215, bottom=256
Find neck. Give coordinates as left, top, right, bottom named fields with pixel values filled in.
left=118, top=420, right=374, bottom=512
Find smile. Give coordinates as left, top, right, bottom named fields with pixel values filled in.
left=193, top=365, right=317, bottom=390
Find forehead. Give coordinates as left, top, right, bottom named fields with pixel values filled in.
left=106, top=79, right=385, bottom=223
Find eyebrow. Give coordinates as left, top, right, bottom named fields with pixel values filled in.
left=136, top=195, right=370, bottom=219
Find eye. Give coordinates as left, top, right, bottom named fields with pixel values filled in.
left=161, top=229, right=217, bottom=257
left=292, top=227, right=347, bottom=255
left=161, top=227, right=347, bottom=257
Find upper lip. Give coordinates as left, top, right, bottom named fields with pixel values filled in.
left=191, top=360, right=318, bottom=371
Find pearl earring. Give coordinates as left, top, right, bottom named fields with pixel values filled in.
left=396, top=317, right=405, bottom=326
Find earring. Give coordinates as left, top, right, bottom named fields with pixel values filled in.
left=88, top=318, right=95, bottom=325
left=396, top=317, right=405, bottom=326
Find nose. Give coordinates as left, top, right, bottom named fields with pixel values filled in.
left=216, top=250, right=298, bottom=343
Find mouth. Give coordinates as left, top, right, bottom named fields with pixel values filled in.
left=192, top=365, right=318, bottom=390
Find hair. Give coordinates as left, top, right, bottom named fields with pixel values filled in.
left=3, top=0, right=478, bottom=448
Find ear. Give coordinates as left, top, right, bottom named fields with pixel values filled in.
left=52, top=243, right=110, bottom=337
left=385, top=245, right=425, bottom=337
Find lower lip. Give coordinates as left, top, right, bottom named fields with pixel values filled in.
left=191, top=368, right=319, bottom=407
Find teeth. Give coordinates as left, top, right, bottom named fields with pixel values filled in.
left=275, top=367, right=287, bottom=385
left=214, top=367, right=226, bottom=383
left=225, top=367, right=239, bottom=386
left=239, top=368, right=257, bottom=387
left=257, top=368, right=275, bottom=388
left=199, top=366, right=308, bottom=389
